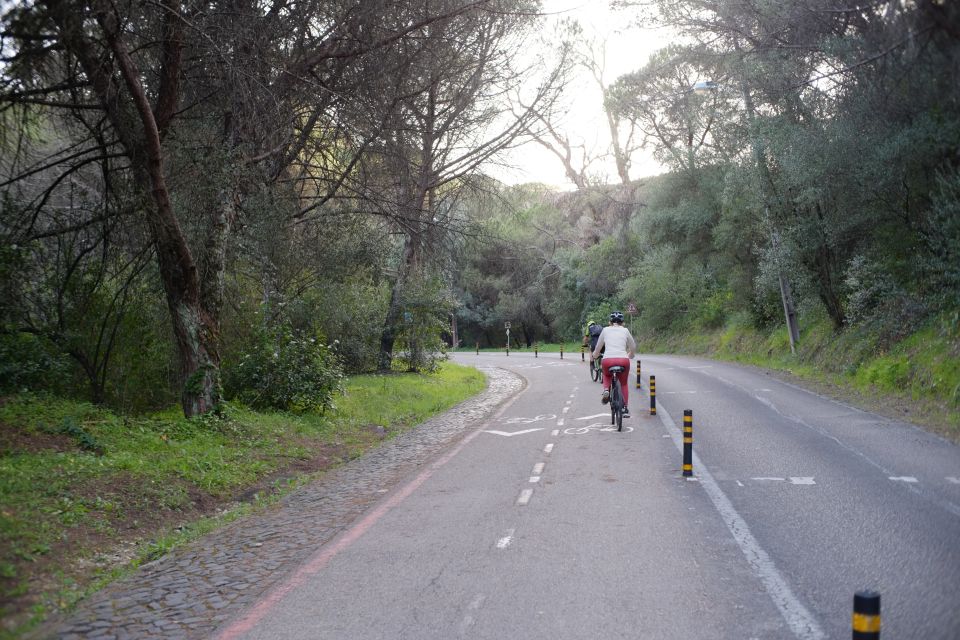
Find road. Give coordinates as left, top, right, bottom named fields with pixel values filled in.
left=215, top=352, right=960, bottom=640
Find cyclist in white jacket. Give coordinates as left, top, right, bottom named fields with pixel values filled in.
left=590, top=311, right=636, bottom=417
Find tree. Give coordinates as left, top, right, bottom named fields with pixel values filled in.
left=348, top=0, right=556, bottom=371
left=1, top=0, right=529, bottom=413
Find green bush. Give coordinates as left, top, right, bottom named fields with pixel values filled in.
left=223, top=323, right=343, bottom=413
left=0, top=332, right=70, bottom=394
left=392, top=276, right=454, bottom=373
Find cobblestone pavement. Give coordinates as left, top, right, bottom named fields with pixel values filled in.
left=46, top=367, right=523, bottom=640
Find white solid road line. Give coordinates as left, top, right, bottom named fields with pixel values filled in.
left=889, top=476, right=919, bottom=483
left=656, top=403, right=826, bottom=640
left=948, top=477, right=960, bottom=484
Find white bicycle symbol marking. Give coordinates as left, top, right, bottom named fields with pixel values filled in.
left=563, top=422, right=634, bottom=435
left=503, top=414, right=557, bottom=424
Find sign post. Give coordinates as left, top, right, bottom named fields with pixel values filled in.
left=505, top=321, right=511, bottom=356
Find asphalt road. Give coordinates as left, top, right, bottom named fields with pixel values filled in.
left=215, top=352, right=960, bottom=640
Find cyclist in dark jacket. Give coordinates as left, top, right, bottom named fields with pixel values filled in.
left=583, top=320, right=603, bottom=353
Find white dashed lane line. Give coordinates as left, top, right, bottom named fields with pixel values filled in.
left=517, top=489, right=533, bottom=506
left=533, top=463, right=544, bottom=474
left=495, top=530, right=515, bottom=549
left=543, top=443, right=554, bottom=454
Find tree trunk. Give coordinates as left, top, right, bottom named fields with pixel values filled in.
left=48, top=0, right=222, bottom=417
left=378, top=236, right=417, bottom=372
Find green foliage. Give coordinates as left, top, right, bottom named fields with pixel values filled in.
left=224, top=319, right=343, bottom=413
left=394, top=276, right=454, bottom=373
left=0, top=362, right=485, bottom=632
left=0, top=333, right=70, bottom=394
left=50, top=417, right=105, bottom=455
left=923, top=168, right=960, bottom=311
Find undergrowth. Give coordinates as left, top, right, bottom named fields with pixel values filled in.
left=0, top=361, right=485, bottom=639
left=635, top=310, right=960, bottom=440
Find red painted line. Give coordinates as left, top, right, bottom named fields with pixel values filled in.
left=214, top=388, right=524, bottom=640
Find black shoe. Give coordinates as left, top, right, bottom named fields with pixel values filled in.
left=622, top=407, right=630, bottom=418
left=601, top=390, right=610, bottom=404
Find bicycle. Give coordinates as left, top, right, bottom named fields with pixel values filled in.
left=590, top=353, right=603, bottom=382
left=607, top=365, right=626, bottom=431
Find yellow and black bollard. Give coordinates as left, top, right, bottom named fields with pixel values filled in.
left=535, top=343, right=538, bottom=358
left=635, top=360, right=642, bottom=389
left=852, top=591, right=880, bottom=639
left=682, top=410, right=693, bottom=477
left=649, top=375, right=656, bottom=415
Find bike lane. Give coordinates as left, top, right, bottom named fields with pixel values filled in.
left=219, top=353, right=787, bottom=639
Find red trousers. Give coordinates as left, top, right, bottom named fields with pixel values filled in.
left=601, top=357, right=631, bottom=406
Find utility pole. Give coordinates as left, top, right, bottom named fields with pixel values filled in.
left=450, top=312, right=459, bottom=349
left=733, top=37, right=800, bottom=353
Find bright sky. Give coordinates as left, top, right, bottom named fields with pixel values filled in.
left=489, top=0, right=670, bottom=188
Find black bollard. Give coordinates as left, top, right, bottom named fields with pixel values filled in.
left=649, top=375, right=656, bottom=415
left=853, top=591, right=880, bottom=639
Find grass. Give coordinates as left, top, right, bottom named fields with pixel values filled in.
left=0, top=361, right=486, bottom=639
left=457, top=341, right=585, bottom=355
left=634, top=311, right=960, bottom=441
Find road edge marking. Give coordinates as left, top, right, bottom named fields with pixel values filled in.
left=213, top=369, right=527, bottom=640
left=656, top=402, right=825, bottom=640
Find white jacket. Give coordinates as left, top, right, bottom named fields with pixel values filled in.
left=593, top=325, right=636, bottom=359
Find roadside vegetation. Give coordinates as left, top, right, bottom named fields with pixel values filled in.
left=2, top=0, right=959, bottom=635
left=0, top=362, right=485, bottom=638
left=635, top=311, right=960, bottom=442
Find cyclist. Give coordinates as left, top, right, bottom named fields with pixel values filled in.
left=590, top=311, right=637, bottom=418
left=583, top=320, right=603, bottom=358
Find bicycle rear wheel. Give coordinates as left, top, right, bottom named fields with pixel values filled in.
left=591, top=360, right=600, bottom=382
left=610, top=375, right=623, bottom=431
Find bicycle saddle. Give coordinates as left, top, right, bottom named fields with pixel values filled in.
left=608, top=366, right=625, bottom=373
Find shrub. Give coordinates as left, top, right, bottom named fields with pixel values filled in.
left=223, top=323, right=343, bottom=413
left=0, top=332, right=70, bottom=394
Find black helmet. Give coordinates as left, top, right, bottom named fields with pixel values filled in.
left=610, top=311, right=624, bottom=323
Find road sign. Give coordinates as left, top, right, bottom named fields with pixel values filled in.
left=627, top=303, right=637, bottom=315
left=504, top=321, right=511, bottom=329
